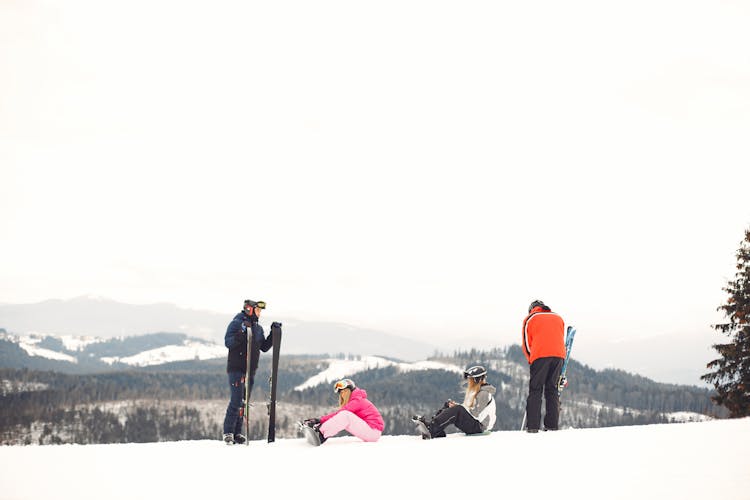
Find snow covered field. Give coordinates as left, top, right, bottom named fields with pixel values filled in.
left=1, top=418, right=748, bottom=500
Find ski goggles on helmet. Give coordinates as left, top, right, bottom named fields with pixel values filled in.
left=244, top=300, right=266, bottom=312
left=333, top=379, right=356, bottom=393
left=463, top=366, right=487, bottom=380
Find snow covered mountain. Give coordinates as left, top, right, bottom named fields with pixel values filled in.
left=0, top=296, right=437, bottom=360
left=293, top=356, right=465, bottom=391
left=1, top=418, right=748, bottom=500
left=0, top=331, right=224, bottom=371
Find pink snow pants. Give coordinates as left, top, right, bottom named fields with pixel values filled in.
left=320, top=410, right=382, bottom=442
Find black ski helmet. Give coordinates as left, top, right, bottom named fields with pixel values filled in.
left=528, top=300, right=546, bottom=313
left=463, top=365, right=487, bottom=382
left=243, top=299, right=266, bottom=315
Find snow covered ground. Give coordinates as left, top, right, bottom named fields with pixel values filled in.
left=1, top=419, right=748, bottom=500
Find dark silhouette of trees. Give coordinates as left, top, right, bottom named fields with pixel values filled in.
left=703, top=228, right=750, bottom=417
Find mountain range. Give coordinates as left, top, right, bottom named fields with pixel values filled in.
left=0, top=296, right=436, bottom=361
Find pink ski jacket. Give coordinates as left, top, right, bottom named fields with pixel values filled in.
left=320, top=388, right=385, bottom=431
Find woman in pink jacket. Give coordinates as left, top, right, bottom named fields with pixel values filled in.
left=300, top=379, right=385, bottom=446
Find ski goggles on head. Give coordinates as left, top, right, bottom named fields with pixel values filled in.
left=244, top=300, right=266, bottom=311
left=333, top=379, right=355, bottom=393
left=463, top=366, right=487, bottom=379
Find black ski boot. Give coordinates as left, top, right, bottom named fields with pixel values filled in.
left=234, top=434, right=247, bottom=445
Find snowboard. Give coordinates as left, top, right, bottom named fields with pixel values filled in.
left=414, top=419, right=431, bottom=439
left=465, top=430, right=492, bottom=437
left=298, top=421, right=322, bottom=446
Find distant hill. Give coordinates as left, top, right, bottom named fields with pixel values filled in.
left=0, top=296, right=437, bottom=361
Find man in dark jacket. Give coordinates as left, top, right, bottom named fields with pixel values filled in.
left=222, top=299, right=273, bottom=444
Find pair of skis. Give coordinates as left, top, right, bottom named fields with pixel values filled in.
left=520, top=325, right=576, bottom=431
left=243, top=321, right=283, bottom=445
left=557, top=325, right=576, bottom=397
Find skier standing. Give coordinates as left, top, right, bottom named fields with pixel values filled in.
left=222, top=299, right=273, bottom=444
left=412, top=365, right=496, bottom=438
left=522, top=299, right=566, bottom=433
left=300, top=378, right=384, bottom=445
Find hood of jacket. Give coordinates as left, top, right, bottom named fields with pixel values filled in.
left=349, top=388, right=368, bottom=401
left=481, top=383, right=496, bottom=394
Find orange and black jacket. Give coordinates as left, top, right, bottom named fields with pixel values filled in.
left=522, top=306, right=566, bottom=364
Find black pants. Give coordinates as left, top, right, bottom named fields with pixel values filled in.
left=526, top=357, right=564, bottom=431
left=428, top=404, right=482, bottom=438
left=223, top=371, right=256, bottom=436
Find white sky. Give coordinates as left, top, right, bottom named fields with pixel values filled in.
left=2, top=0, right=749, bottom=365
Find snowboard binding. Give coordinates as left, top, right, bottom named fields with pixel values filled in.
left=298, top=420, right=325, bottom=446
left=411, top=415, right=432, bottom=440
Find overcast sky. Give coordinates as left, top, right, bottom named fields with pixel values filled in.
left=1, top=0, right=749, bottom=380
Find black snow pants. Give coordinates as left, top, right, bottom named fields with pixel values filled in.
left=526, top=356, right=564, bottom=431
left=428, top=404, right=482, bottom=438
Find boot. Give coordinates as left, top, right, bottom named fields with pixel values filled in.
left=313, top=423, right=327, bottom=444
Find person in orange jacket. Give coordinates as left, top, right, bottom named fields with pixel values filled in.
left=522, top=299, right=566, bottom=432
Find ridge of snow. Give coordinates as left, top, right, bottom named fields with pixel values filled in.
left=58, top=335, right=104, bottom=351
left=663, top=411, right=713, bottom=423
left=13, top=334, right=78, bottom=363
left=1, top=379, right=49, bottom=396
left=101, top=339, right=224, bottom=367
left=294, top=356, right=464, bottom=391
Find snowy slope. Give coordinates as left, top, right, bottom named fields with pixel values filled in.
left=0, top=331, right=225, bottom=367
left=1, top=419, right=748, bottom=500
left=294, top=356, right=464, bottom=390
left=100, top=339, right=225, bottom=367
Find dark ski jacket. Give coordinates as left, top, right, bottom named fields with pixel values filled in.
left=225, top=311, right=273, bottom=374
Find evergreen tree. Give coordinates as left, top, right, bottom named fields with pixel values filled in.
left=702, top=228, right=750, bottom=417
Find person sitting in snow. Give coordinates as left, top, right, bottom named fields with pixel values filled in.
left=300, top=378, right=384, bottom=446
left=412, top=365, right=496, bottom=439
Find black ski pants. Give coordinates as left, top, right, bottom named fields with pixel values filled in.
left=429, top=404, right=482, bottom=437
left=526, top=356, right=564, bottom=431
left=223, top=371, right=256, bottom=436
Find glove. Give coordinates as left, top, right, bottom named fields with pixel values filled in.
left=271, top=321, right=282, bottom=329
left=304, top=418, right=321, bottom=427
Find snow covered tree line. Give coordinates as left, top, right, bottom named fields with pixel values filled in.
left=703, top=227, right=750, bottom=417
